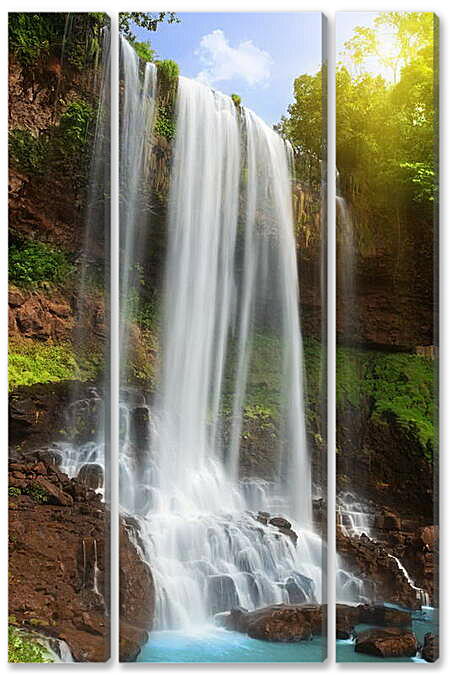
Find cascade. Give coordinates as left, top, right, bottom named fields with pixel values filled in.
left=117, top=73, right=321, bottom=630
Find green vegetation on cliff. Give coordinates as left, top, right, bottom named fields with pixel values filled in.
left=9, top=340, right=100, bottom=391
left=336, top=347, right=436, bottom=462
left=8, top=625, right=53, bottom=663
left=9, top=12, right=108, bottom=68
left=9, top=241, right=74, bottom=287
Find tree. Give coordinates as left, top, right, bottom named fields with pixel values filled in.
left=119, top=12, right=179, bottom=43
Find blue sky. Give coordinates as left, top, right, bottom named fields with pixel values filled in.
left=130, top=12, right=324, bottom=126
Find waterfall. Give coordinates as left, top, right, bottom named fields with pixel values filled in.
left=117, top=72, right=321, bottom=631
left=119, top=36, right=158, bottom=378
left=56, top=28, right=110, bottom=488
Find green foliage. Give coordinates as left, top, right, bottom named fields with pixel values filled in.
left=231, top=93, right=242, bottom=107
left=8, top=13, right=53, bottom=66
left=9, top=241, right=74, bottom=287
left=156, top=59, right=179, bottom=93
left=9, top=487, right=21, bottom=497
left=154, top=103, right=177, bottom=141
left=9, top=13, right=107, bottom=69
left=336, top=12, right=436, bottom=221
left=132, top=41, right=157, bottom=63
left=26, top=484, right=49, bottom=504
left=9, top=129, right=48, bottom=175
left=8, top=340, right=98, bottom=391
left=58, top=100, right=94, bottom=152
left=336, top=347, right=436, bottom=462
left=8, top=626, right=53, bottom=663
left=119, top=12, right=179, bottom=42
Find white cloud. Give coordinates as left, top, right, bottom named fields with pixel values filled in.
left=195, top=29, right=272, bottom=87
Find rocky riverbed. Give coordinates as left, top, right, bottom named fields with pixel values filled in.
left=8, top=455, right=154, bottom=662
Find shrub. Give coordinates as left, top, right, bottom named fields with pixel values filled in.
left=231, top=93, right=242, bottom=107
left=8, top=626, right=53, bottom=663
left=9, top=129, right=48, bottom=175
left=156, top=59, right=179, bottom=98
left=9, top=241, right=74, bottom=287
left=154, top=103, right=176, bottom=141
left=133, top=41, right=156, bottom=63
left=8, top=13, right=52, bottom=66
left=58, top=100, right=94, bottom=152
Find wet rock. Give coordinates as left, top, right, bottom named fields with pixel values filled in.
left=269, top=516, right=292, bottom=530
left=35, top=475, right=73, bottom=506
left=285, top=573, right=316, bottom=604
left=421, top=632, right=438, bottom=662
left=119, top=518, right=155, bottom=662
left=220, top=604, right=325, bottom=641
left=355, top=628, right=418, bottom=658
left=207, top=575, right=239, bottom=615
left=130, top=406, right=152, bottom=449
left=77, top=464, right=104, bottom=491
left=358, top=604, right=412, bottom=628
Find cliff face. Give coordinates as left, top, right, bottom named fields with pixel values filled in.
left=336, top=188, right=435, bottom=351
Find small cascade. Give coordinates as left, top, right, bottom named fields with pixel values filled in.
left=387, top=554, right=430, bottom=607
left=336, top=492, right=430, bottom=608
left=337, top=492, right=373, bottom=537
left=118, top=70, right=322, bottom=631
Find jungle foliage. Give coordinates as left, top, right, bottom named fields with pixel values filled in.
left=9, top=13, right=108, bottom=69
left=9, top=241, right=74, bottom=287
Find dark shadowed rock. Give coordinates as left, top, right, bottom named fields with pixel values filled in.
left=77, top=464, right=104, bottom=491
left=119, top=518, right=155, bottom=662
left=358, top=604, right=412, bottom=628
left=421, top=632, right=438, bottom=662
left=207, top=575, right=239, bottom=615
left=355, top=628, right=417, bottom=658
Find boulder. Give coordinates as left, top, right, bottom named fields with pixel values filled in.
left=119, top=518, right=155, bottom=661
left=35, top=475, right=73, bottom=506
left=421, top=632, right=438, bottom=662
left=207, top=575, right=239, bottom=615
left=355, top=628, right=418, bottom=658
left=77, top=464, right=104, bottom=491
left=219, top=604, right=325, bottom=642
left=358, top=604, right=412, bottom=627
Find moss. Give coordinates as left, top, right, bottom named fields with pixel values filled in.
left=8, top=626, right=53, bottom=663
left=9, top=487, right=21, bottom=497
left=9, top=240, right=74, bottom=287
left=8, top=340, right=99, bottom=391
left=336, top=347, right=436, bottom=462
